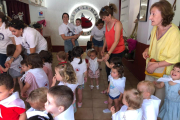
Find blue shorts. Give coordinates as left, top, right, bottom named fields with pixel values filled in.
left=0, top=53, right=7, bottom=68
left=92, top=38, right=103, bottom=47
left=109, top=94, right=120, bottom=100
left=64, top=39, right=79, bottom=53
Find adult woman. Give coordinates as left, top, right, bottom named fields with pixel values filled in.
left=5, top=19, right=47, bottom=67
left=0, top=12, right=15, bottom=67
left=142, top=1, right=180, bottom=101
left=100, top=4, right=125, bottom=81
left=59, top=13, right=79, bottom=53
left=90, top=19, right=105, bottom=63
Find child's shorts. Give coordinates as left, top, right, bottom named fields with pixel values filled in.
left=73, top=102, right=77, bottom=113
left=9, top=69, right=22, bottom=78
left=77, top=84, right=84, bottom=90
left=109, top=94, right=120, bottom=100
left=88, top=69, right=100, bottom=78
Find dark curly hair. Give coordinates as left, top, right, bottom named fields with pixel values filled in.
left=39, top=50, right=53, bottom=63
left=8, top=19, right=27, bottom=30
left=26, top=53, right=43, bottom=69
left=150, top=0, right=174, bottom=27
left=71, top=46, right=84, bottom=64
left=112, top=65, right=124, bottom=78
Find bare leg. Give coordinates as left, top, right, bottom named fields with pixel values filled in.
left=95, top=78, right=99, bottom=86
left=114, top=98, right=120, bottom=112
left=108, top=97, right=113, bottom=110
left=91, top=78, right=94, bottom=86
left=71, top=38, right=76, bottom=47
left=13, top=78, right=16, bottom=88
left=78, top=88, right=83, bottom=103
left=18, top=77, right=23, bottom=91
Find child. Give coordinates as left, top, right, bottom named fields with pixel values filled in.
left=111, top=88, right=143, bottom=120
left=88, top=50, right=103, bottom=89
left=103, top=65, right=126, bottom=113
left=137, top=81, right=161, bottom=120
left=21, top=53, right=49, bottom=98
left=85, top=41, right=94, bottom=63
left=45, top=85, right=74, bottom=120
left=57, top=51, right=67, bottom=64
left=0, top=44, right=23, bottom=89
left=0, top=74, right=26, bottom=120
left=51, top=62, right=78, bottom=112
left=26, top=87, right=53, bottom=120
left=72, top=18, right=83, bottom=47
left=71, top=46, right=87, bottom=108
left=154, top=63, right=180, bottom=120
left=39, top=50, right=53, bottom=86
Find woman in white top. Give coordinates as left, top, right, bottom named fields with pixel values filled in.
left=5, top=19, right=47, bottom=67
left=59, top=13, right=79, bottom=53
left=0, top=12, right=15, bottom=68
left=90, top=19, right=105, bottom=62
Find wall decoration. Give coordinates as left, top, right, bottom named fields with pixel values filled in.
left=139, top=0, right=149, bottom=22
left=70, top=5, right=99, bottom=36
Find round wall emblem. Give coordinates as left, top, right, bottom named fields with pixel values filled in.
left=70, top=5, right=99, bottom=36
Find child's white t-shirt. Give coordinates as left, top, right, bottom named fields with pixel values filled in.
left=89, top=57, right=99, bottom=74
left=109, top=77, right=126, bottom=97
left=6, top=55, right=23, bottom=72
left=0, top=22, right=14, bottom=54
left=73, top=25, right=82, bottom=34
left=71, top=58, right=87, bottom=85
left=90, top=26, right=105, bottom=41
left=15, top=27, right=47, bottom=54
left=142, top=95, right=161, bottom=120
left=112, top=105, right=143, bottom=120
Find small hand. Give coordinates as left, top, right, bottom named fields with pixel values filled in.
left=21, top=92, right=27, bottom=98
left=104, top=53, right=110, bottom=61
left=178, top=90, right=180, bottom=95
left=110, top=106, right=115, bottom=114
left=142, top=48, right=149, bottom=60
left=52, top=76, right=57, bottom=84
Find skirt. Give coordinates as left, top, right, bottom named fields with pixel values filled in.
left=88, top=69, right=100, bottom=78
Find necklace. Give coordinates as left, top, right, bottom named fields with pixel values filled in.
left=156, top=25, right=171, bottom=40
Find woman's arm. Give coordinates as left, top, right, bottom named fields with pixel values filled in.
left=10, top=37, right=16, bottom=44
left=101, top=38, right=107, bottom=57
left=61, top=34, right=76, bottom=40
left=19, top=112, right=27, bottom=120
left=90, top=35, right=93, bottom=41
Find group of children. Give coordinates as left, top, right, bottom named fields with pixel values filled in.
left=0, top=41, right=180, bottom=120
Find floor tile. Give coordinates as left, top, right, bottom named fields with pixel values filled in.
left=93, top=98, right=108, bottom=108
left=93, top=108, right=112, bottom=119
left=75, top=108, right=94, bottom=119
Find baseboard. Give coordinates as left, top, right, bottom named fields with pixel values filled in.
left=52, top=46, right=87, bottom=52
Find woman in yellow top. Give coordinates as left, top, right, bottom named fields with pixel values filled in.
left=142, top=1, right=180, bottom=102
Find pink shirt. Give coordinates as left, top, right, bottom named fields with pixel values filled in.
left=43, top=63, right=53, bottom=86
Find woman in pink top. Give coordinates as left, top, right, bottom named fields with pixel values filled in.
left=39, top=50, right=53, bottom=87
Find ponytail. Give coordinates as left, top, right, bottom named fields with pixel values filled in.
left=99, top=3, right=117, bottom=18
left=78, top=56, right=82, bottom=64
left=109, top=3, right=117, bottom=13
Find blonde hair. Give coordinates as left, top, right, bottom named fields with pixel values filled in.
left=99, top=3, right=117, bottom=18
left=55, top=62, right=77, bottom=84
left=124, top=88, right=143, bottom=109
left=57, top=51, right=67, bottom=60
left=27, top=87, right=48, bottom=109
left=138, top=81, right=155, bottom=95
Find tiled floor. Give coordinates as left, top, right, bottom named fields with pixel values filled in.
left=51, top=52, right=140, bottom=120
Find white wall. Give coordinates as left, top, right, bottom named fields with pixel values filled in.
left=29, top=0, right=119, bottom=46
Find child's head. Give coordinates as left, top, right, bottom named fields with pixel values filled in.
left=55, top=62, right=77, bottom=84
left=27, top=87, right=48, bottom=111
left=171, top=62, right=180, bottom=80
left=123, top=88, right=143, bottom=109
left=56, top=51, right=67, bottom=62
left=39, top=50, right=53, bottom=63
left=0, top=74, right=14, bottom=101
left=90, top=50, right=97, bottom=60
left=6, top=44, right=16, bottom=56
left=26, top=53, right=43, bottom=69
left=137, top=81, right=155, bottom=99
left=72, top=46, right=84, bottom=64
left=76, top=18, right=81, bottom=26
left=111, top=65, right=124, bottom=78
left=20, top=59, right=29, bottom=72
left=86, top=41, right=93, bottom=50
left=45, top=85, right=74, bottom=117
left=109, top=57, right=122, bottom=68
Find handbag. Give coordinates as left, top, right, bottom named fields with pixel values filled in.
left=145, top=28, right=167, bottom=77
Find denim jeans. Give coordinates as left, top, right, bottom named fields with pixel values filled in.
left=64, top=39, right=79, bottom=53
left=0, top=53, right=7, bottom=68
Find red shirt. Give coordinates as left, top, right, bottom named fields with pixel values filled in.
left=105, top=21, right=125, bottom=54
left=59, top=61, right=67, bottom=64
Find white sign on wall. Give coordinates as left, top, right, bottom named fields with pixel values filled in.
left=121, top=0, right=129, bottom=37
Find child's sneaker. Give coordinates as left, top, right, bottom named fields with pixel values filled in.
left=103, top=108, right=111, bottom=113
left=90, top=85, right=94, bottom=89
left=78, top=102, right=82, bottom=108
left=96, top=85, right=99, bottom=89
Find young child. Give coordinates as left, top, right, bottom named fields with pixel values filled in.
left=0, top=74, right=26, bottom=120
left=154, top=63, right=180, bottom=120
left=26, top=87, right=53, bottom=120
left=57, top=51, right=67, bottom=64
left=21, top=53, right=49, bottom=98
left=111, top=88, right=143, bottom=120
left=51, top=62, right=78, bottom=112
left=39, top=50, right=53, bottom=86
left=72, top=18, right=83, bottom=47
left=88, top=50, right=103, bottom=89
left=137, top=81, right=161, bottom=120
left=45, top=85, right=74, bottom=120
left=85, top=41, right=94, bottom=63
left=103, top=65, right=126, bottom=113
left=71, top=46, right=87, bottom=108
left=0, top=44, right=23, bottom=88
